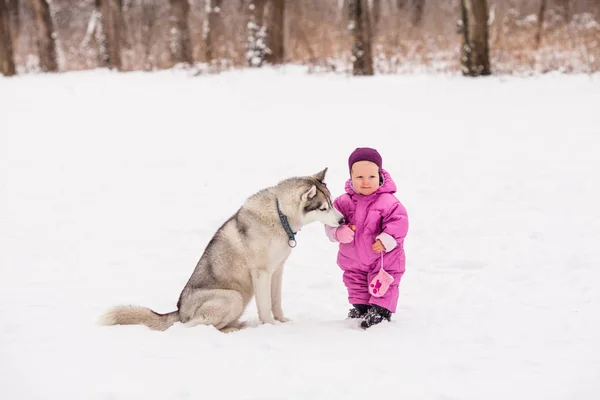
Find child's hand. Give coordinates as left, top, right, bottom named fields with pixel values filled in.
left=372, top=239, right=386, bottom=253
left=335, top=225, right=355, bottom=243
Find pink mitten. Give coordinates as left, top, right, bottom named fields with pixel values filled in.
left=369, top=268, right=394, bottom=297
left=335, top=225, right=355, bottom=243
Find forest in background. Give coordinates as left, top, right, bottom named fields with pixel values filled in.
left=1, top=0, right=599, bottom=77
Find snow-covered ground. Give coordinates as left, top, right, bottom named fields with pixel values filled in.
left=1, top=68, right=599, bottom=399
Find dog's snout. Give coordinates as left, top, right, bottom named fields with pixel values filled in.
left=338, top=217, right=345, bottom=225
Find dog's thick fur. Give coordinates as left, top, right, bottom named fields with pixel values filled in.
left=101, top=168, right=343, bottom=332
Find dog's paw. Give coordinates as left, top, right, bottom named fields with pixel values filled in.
left=220, top=326, right=241, bottom=333
left=274, top=315, right=291, bottom=323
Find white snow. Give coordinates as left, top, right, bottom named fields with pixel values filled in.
left=1, top=67, right=599, bottom=399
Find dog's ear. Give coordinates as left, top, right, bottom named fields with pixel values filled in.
left=302, top=185, right=318, bottom=202
left=312, top=167, right=328, bottom=183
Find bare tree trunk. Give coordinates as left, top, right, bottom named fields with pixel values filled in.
left=394, top=0, right=407, bottom=48
left=535, top=0, right=547, bottom=49
left=169, top=0, right=193, bottom=66
left=0, top=0, right=17, bottom=76
left=372, top=0, right=381, bottom=36
left=29, top=0, right=58, bottom=72
left=247, top=0, right=267, bottom=67
left=264, top=0, right=284, bottom=64
left=460, top=0, right=491, bottom=76
left=494, top=0, right=507, bottom=64
left=411, top=0, right=424, bottom=26
left=91, top=0, right=110, bottom=68
left=348, top=0, right=373, bottom=75
left=98, top=0, right=123, bottom=70
left=7, top=0, right=19, bottom=50
left=140, top=0, right=157, bottom=70
left=204, top=0, right=223, bottom=64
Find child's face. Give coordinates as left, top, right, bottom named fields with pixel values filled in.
left=351, top=161, right=380, bottom=196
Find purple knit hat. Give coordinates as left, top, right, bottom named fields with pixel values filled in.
left=348, top=147, right=382, bottom=173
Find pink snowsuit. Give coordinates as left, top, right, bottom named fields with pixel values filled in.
left=325, top=169, right=408, bottom=313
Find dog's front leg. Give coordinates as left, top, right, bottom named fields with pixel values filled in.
left=271, top=264, right=289, bottom=322
left=250, top=269, right=275, bottom=324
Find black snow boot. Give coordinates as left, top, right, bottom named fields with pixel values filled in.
left=360, top=305, right=391, bottom=329
left=347, top=304, right=370, bottom=319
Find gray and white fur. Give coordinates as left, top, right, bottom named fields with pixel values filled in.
left=100, top=168, right=343, bottom=333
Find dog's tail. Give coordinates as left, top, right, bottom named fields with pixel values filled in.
left=100, top=305, right=180, bottom=331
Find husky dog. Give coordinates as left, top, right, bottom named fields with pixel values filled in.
left=101, top=168, right=343, bottom=333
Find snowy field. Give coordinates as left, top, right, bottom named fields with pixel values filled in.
left=1, top=68, right=599, bottom=399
